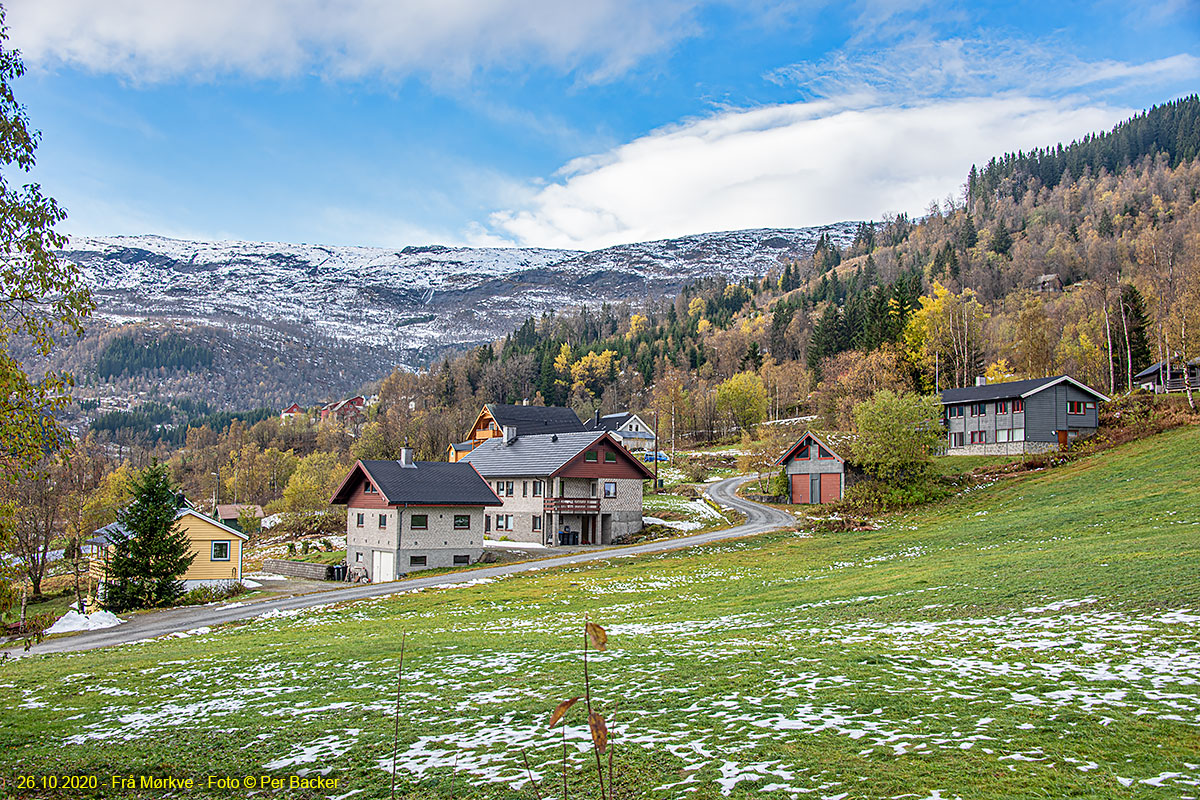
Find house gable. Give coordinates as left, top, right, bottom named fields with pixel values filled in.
left=554, top=434, right=654, bottom=480
left=775, top=431, right=848, bottom=467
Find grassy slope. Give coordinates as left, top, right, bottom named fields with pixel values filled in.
left=2, top=427, right=1199, bottom=799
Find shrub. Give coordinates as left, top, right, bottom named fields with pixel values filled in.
left=319, top=537, right=333, bottom=552
left=840, top=477, right=952, bottom=512
left=177, top=582, right=248, bottom=606
left=300, top=540, right=311, bottom=555
left=287, top=542, right=297, bottom=556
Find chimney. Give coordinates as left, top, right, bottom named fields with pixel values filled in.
left=593, top=409, right=601, bottom=428
left=976, top=376, right=988, bottom=386
left=503, top=425, right=517, bottom=445
left=522, top=398, right=529, bottom=406
left=399, top=446, right=416, bottom=468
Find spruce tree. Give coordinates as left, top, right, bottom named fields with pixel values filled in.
left=103, top=463, right=194, bottom=611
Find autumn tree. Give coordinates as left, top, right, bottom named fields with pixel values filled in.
left=850, top=391, right=945, bottom=484
left=903, top=282, right=988, bottom=390
left=0, top=459, right=61, bottom=597
left=813, top=347, right=910, bottom=430
left=0, top=11, right=93, bottom=475
left=715, top=372, right=768, bottom=435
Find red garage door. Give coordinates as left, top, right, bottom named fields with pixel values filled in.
left=819, top=472, right=841, bottom=503
left=790, top=474, right=809, bottom=504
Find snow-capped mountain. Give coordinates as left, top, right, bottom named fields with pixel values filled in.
left=63, top=223, right=858, bottom=367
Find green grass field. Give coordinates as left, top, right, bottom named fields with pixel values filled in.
left=2, top=427, right=1199, bottom=799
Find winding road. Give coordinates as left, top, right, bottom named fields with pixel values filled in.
left=9, top=476, right=795, bottom=658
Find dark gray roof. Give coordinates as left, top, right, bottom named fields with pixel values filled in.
left=340, top=461, right=501, bottom=506
left=461, top=431, right=606, bottom=477
left=1135, top=357, right=1199, bottom=381
left=939, top=375, right=1108, bottom=404
left=487, top=404, right=585, bottom=436
left=583, top=412, right=632, bottom=432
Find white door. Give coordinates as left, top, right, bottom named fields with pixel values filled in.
left=372, top=550, right=395, bottom=583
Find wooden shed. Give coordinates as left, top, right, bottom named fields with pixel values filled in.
left=773, top=431, right=862, bottom=505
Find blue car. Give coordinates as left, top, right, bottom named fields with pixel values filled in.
left=641, top=451, right=670, bottom=463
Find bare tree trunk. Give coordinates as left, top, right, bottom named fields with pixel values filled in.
left=1119, top=285, right=1133, bottom=392
left=1101, top=282, right=1114, bottom=395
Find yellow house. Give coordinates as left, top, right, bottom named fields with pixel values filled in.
left=88, top=508, right=248, bottom=592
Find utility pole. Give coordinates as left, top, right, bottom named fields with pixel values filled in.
left=653, top=407, right=660, bottom=493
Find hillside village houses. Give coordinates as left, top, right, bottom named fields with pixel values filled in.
left=460, top=427, right=654, bottom=546
left=330, top=449, right=501, bottom=581
left=939, top=375, right=1108, bottom=455
left=1135, top=357, right=1200, bottom=394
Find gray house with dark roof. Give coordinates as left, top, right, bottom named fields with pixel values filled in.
left=1135, top=357, right=1200, bottom=394
left=330, top=448, right=501, bottom=581
left=461, top=430, right=653, bottom=546
left=940, top=375, right=1109, bottom=455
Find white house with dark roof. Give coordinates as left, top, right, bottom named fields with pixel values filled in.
left=582, top=411, right=656, bottom=451
left=940, top=375, right=1109, bottom=455
left=461, top=429, right=654, bottom=546
left=330, top=448, right=502, bottom=581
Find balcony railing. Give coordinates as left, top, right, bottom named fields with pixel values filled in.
left=544, top=497, right=600, bottom=514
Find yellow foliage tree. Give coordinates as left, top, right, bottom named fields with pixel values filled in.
left=570, top=350, right=618, bottom=397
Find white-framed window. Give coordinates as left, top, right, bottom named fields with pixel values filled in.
left=590, top=482, right=597, bottom=497
left=211, top=540, right=231, bottom=561
left=1068, top=401, right=1086, bottom=415
left=506, top=481, right=514, bottom=497
left=1012, top=428, right=1025, bottom=442
left=949, top=432, right=964, bottom=447
left=604, top=481, right=617, bottom=498
left=495, top=514, right=514, bottom=532
left=997, top=429, right=1011, bottom=443
left=1013, top=398, right=1024, bottom=412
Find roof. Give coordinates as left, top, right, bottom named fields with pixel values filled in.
left=774, top=430, right=860, bottom=467
left=88, top=508, right=249, bottom=546
left=450, top=441, right=474, bottom=452
left=485, top=403, right=585, bottom=436
left=1135, top=357, right=1200, bottom=381
left=216, top=503, right=263, bottom=520
left=939, top=375, right=1110, bottom=404
left=461, top=430, right=653, bottom=478
left=584, top=412, right=632, bottom=432
left=330, top=460, right=502, bottom=506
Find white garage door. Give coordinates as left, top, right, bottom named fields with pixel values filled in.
left=372, top=550, right=395, bottom=583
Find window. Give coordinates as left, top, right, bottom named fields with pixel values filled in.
left=997, top=429, right=1011, bottom=443
left=970, top=431, right=986, bottom=444
left=585, top=450, right=598, bottom=462
left=948, top=405, right=964, bottom=418
left=453, top=555, right=470, bottom=565
left=949, top=432, right=964, bottom=448
left=590, top=482, right=597, bottom=497
left=356, top=513, right=364, bottom=528
left=364, top=481, right=376, bottom=494
left=453, top=514, right=470, bottom=530
left=409, top=555, right=427, bottom=566
left=533, top=515, right=542, bottom=532
left=604, top=481, right=617, bottom=498
left=532, top=481, right=542, bottom=497
left=485, top=515, right=491, bottom=532
left=355, top=552, right=363, bottom=562
left=818, top=446, right=833, bottom=459
left=411, top=514, right=428, bottom=529
left=495, top=514, right=513, bottom=531
left=997, top=400, right=1008, bottom=414
left=1013, top=398, right=1024, bottom=413
left=211, top=541, right=231, bottom=561
left=604, top=451, right=616, bottom=463
left=970, top=403, right=986, bottom=417
left=797, top=444, right=810, bottom=459
left=1086, top=401, right=1096, bottom=410
left=523, top=481, right=528, bottom=497
left=378, top=513, right=387, bottom=528
left=506, top=481, right=514, bottom=497
left=1068, top=401, right=1086, bottom=415
left=1013, top=428, right=1025, bottom=442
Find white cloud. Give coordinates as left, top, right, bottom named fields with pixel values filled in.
left=769, top=38, right=1200, bottom=100
left=487, top=96, right=1131, bottom=250
left=6, top=0, right=703, bottom=83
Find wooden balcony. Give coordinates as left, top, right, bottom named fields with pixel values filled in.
left=544, top=497, right=600, bottom=514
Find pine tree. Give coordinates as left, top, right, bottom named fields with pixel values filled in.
left=103, top=463, right=195, bottom=611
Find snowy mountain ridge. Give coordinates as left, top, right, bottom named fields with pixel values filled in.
left=63, top=223, right=859, bottom=368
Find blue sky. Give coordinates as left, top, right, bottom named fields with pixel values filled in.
left=7, top=0, right=1198, bottom=250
